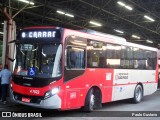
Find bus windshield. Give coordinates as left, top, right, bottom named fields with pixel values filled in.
left=15, top=43, right=62, bottom=78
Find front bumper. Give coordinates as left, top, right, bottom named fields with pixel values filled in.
left=12, top=92, right=61, bottom=109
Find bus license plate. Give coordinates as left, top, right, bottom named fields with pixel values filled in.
left=22, top=97, right=31, bottom=103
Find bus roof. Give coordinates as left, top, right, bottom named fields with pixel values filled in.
left=126, top=42, right=157, bottom=51
left=80, top=29, right=126, bottom=42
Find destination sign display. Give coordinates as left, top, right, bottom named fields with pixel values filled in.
left=21, top=31, right=56, bottom=38
left=17, top=28, right=61, bottom=41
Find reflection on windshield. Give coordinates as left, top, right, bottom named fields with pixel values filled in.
left=15, top=43, right=62, bottom=78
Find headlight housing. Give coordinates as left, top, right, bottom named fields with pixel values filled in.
left=44, top=87, right=60, bottom=99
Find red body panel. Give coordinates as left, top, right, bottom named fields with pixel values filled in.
left=60, top=68, right=114, bottom=110
left=12, top=79, right=63, bottom=96
left=84, top=68, right=114, bottom=103
left=156, top=50, right=159, bottom=83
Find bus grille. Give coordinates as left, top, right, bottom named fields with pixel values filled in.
left=13, top=92, right=43, bottom=104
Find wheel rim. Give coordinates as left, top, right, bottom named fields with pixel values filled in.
left=136, top=87, right=142, bottom=102
left=90, top=94, right=95, bottom=110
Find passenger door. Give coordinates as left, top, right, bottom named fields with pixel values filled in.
left=64, top=36, right=87, bottom=109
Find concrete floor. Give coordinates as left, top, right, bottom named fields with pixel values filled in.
left=0, top=89, right=160, bottom=119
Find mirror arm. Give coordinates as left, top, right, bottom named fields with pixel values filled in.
left=8, top=57, right=15, bottom=62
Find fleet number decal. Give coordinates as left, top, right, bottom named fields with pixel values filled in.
left=30, top=90, right=40, bottom=94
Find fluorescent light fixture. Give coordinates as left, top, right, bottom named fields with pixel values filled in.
left=57, top=10, right=74, bottom=17
left=1, top=23, right=4, bottom=25
left=146, top=40, right=153, bottom=43
left=65, top=13, right=74, bottom=17
left=117, top=1, right=133, bottom=11
left=132, top=35, right=140, bottom=39
left=144, top=15, right=155, bottom=22
left=117, top=1, right=125, bottom=6
left=114, top=29, right=124, bottom=33
left=57, top=10, right=65, bottom=14
left=17, top=0, right=35, bottom=5
left=89, top=21, right=102, bottom=26
left=0, top=32, right=4, bottom=34
left=125, top=5, right=133, bottom=10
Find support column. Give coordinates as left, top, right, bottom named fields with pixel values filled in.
left=2, top=21, right=7, bottom=66
left=2, top=7, right=16, bottom=72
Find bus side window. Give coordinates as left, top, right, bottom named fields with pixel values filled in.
left=91, top=52, right=99, bottom=67
left=147, top=57, right=153, bottom=69
left=66, top=46, right=85, bottom=69
left=146, top=51, right=156, bottom=70
left=146, top=52, right=157, bottom=70
left=152, top=52, right=157, bottom=70
left=106, top=44, right=121, bottom=69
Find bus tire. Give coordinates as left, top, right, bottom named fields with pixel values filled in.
left=132, top=84, right=143, bottom=103
left=83, top=88, right=95, bottom=112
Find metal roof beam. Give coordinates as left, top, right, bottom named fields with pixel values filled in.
left=78, top=0, right=160, bottom=36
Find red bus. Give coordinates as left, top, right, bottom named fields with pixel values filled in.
left=11, top=26, right=158, bottom=111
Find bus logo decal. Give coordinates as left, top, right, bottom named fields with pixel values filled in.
left=115, top=73, right=129, bottom=80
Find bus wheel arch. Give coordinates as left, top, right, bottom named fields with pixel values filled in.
left=83, top=86, right=102, bottom=112
left=132, top=83, right=143, bottom=103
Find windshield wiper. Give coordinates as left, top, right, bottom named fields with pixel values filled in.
left=20, top=50, right=25, bottom=56
left=32, top=47, right=38, bottom=51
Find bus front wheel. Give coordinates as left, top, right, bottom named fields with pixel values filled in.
left=83, top=89, right=95, bottom=112
left=132, top=84, right=143, bottom=103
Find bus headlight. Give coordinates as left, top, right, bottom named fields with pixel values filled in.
left=44, top=87, right=60, bottom=99
left=51, top=87, right=60, bottom=95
